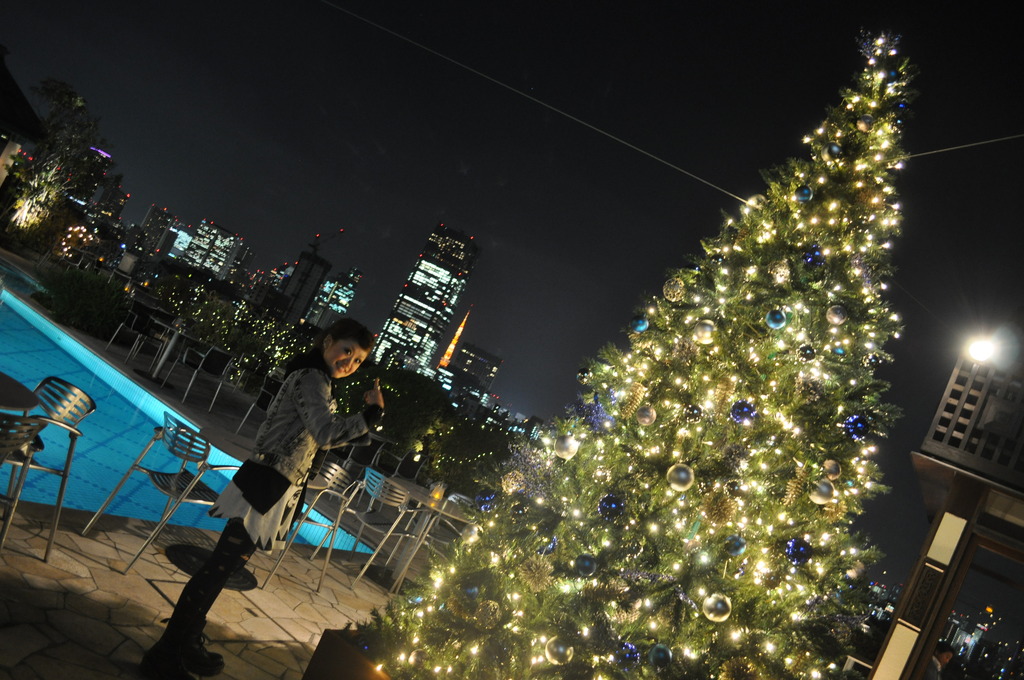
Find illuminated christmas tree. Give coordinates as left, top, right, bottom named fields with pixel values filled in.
left=358, top=33, right=914, bottom=679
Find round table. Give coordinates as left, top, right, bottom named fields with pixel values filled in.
left=0, top=371, right=38, bottom=411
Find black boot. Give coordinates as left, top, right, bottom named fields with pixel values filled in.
left=139, top=638, right=196, bottom=680
left=180, top=617, right=225, bottom=677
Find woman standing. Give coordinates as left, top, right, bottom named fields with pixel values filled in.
left=141, top=318, right=385, bottom=680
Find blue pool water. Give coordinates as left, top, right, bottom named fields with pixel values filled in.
left=0, top=285, right=362, bottom=552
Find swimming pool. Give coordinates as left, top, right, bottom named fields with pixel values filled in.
left=0, top=286, right=363, bottom=551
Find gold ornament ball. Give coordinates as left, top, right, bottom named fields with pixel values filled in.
left=636, top=405, right=657, bottom=426
left=823, top=459, right=841, bottom=480
left=666, top=463, right=695, bottom=492
left=809, top=478, right=836, bottom=505
left=702, top=593, right=732, bottom=622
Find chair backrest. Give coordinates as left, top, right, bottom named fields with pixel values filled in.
left=316, top=457, right=356, bottom=494
left=161, top=412, right=211, bottom=464
left=0, top=413, right=48, bottom=463
left=394, top=451, right=427, bottom=481
left=200, top=347, right=233, bottom=375
left=33, top=376, right=96, bottom=426
left=362, top=467, right=409, bottom=509
left=256, top=375, right=285, bottom=410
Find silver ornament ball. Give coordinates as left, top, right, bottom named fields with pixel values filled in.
left=826, top=305, right=849, bottom=325
left=636, top=405, right=657, bottom=426
left=544, top=637, right=574, bottom=665
left=693, top=319, right=716, bottom=345
left=666, top=463, right=695, bottom=492
left=809, top=478, right=836, bottom=505
left=461, top=523, right=481, bottom=543
left=554, top=434, right=579, bottom=460
left=823, top=459, right=841, bottom=480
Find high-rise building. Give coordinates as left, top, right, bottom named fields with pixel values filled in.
left=282, top=250, right=331, bottom=324
left=133, top=204, right=185, bottom=259
left=180, top=218, right=248, bottom=281
left=305, top=267, right=363, bottom=329
left=373, top=223, right=479, bottom=373
left=450, top=342, right=502, bottom=392
left=89, top=175, right=129, bottom=226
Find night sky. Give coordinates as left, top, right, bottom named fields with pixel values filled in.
left=4, top=1, right=1023, bottom=604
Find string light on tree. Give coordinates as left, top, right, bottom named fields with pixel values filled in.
left=356, top=33, right=912, bottom=680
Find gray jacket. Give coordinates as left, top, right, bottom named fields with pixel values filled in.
left=248, top=367, right=370, bottom=485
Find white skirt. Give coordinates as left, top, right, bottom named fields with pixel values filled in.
left=209, top=479, right=303, bottom=552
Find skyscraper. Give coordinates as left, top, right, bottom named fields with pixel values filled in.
left=180, top=218, right=248, bottom=281
left=305, top=267, right=363, bottom=329
left=282, top=249, right=331, bottom=324
left=372, top=223, right=479, bottom=373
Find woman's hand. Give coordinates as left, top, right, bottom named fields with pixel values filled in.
left=364, top=378, right=385, bottom=409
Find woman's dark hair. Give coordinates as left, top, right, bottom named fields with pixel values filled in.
left=315, top=318, right=374, bottom=352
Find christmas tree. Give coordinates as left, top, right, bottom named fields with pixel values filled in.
left=358, top=33, right=914, bottom=679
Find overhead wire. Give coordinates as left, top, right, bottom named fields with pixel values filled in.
left=319, top=1, right=1023, bottom=335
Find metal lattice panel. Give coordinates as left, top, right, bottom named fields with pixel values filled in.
left=922, top=356, right=1024, bottom=492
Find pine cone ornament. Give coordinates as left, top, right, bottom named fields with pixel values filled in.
left=784, top=465, right=810, bottom=506
left=620, top=382, right=646, bottom=419
left=702, top=488, right=738, bottom=525
left=520, top=555, right=554, bottom=592
left=823, top=496, right=848, bottom=520
left=720, top=657, right=759, bottom=680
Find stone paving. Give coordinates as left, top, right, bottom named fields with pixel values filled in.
left=0, top=502, right=392, bottom=679
left=0, top=252, right=418, bottom=679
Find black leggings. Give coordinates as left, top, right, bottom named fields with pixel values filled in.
left=168, top=518, right=257, bottom=634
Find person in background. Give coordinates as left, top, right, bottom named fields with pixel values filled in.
left=925, top=640, right=954, bottom=680
left=141, top=318, right=385, bottom=680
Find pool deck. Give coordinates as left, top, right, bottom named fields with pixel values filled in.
left=0, top=250, right=418, bottom=679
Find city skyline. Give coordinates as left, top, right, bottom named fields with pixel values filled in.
left=3, top=0, right=1023, bottom=594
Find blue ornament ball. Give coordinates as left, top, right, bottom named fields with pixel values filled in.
left=730, top=400, right=758, bottom=424
left=615, top=641, right=640, bottom=670
left=785, top=537, right=814, bottom=566
left=798, top=344, right=816, bottom=361
left=843, top=414, right=869, bottom=440
left=857, top=114, right=874, bottom=132
left=765, top=309, right=788, bottom=329
left=630, top=316, right=650, bottom=333
left=574, top=553, right=598, bottom=577
left=463, top=584, right=480, bottom=600
left=648, top=643, right=673, bottom=668
left=475, top=489, right=497, bottom=512
left=598, top=493, right=626, bottom=520
left=823, top=142, right=843, bottom=161
left=725, top=534, right=747, bottom=556
left=684, top=404, right=703, bottom=422
left=802, top=244, right=825, bottom=267
left=794, top=185, right=814, bottom=202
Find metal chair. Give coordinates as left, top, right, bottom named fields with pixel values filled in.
left=81, top=412, right=238, bottom=573
left=263, top=458, right=362, bottom=592
left=161, top=346, right=234, bottom=410
left=0, top=413, right=50, bottom=553
left=1, top=377, right=96, bottom=561
left=349, top=468, right=426, bottom=590
left=235, top=373, right=284, bottom=434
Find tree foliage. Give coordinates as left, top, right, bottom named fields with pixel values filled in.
left=357, top=34, right=915, bottom=680
left=2, top=80, right=110, bottom=243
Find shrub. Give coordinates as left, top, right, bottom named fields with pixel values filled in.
left=35, top=268, right=129, bottom=339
